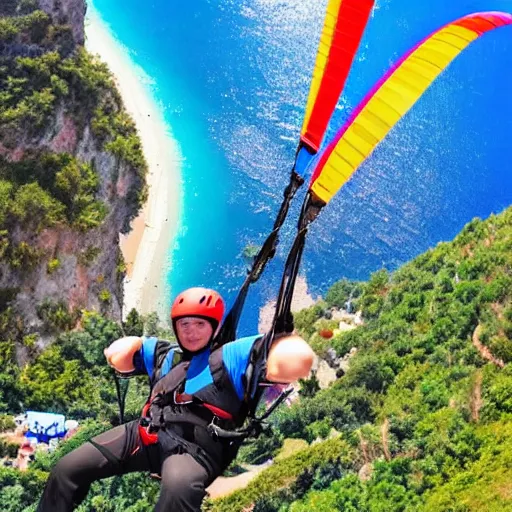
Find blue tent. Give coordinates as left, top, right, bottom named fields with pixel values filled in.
left=25, top=411, right=66, bottom=444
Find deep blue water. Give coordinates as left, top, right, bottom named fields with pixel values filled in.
left=90, top=0, right=512, bottom=334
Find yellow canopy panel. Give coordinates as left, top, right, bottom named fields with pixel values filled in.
left=309, top=11, right=512, bottom=204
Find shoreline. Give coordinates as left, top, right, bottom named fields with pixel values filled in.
left=258, top=275, right=319, bottom=333
left=84, top=4, right=181, bottom=319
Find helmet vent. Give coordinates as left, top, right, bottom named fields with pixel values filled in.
left=199, top=295, right=206, bottom=304
left=206, top=296, right=212, bottom=306
left=179, top=298, right=184, bottom=303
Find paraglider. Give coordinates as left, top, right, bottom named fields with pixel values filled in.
left=300, top=0, right=375, bottom=154
left=36, top=4, right=512, bottom=512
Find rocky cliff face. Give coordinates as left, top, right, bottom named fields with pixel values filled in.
left=38, top=0, right=87, bottom=45
left=0, top=0, right=145, bottom=358
left=0, top=107, right=137, bottom=340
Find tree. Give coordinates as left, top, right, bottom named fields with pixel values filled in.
left=298, top=371, right=320, bottom=398
left=123, top=308, right=143, bottom=336
left=0, top=180, right=13, bottom=226
left=10, top=182, right=65, bottom=232
left=325, top=279, right=363, bottom=309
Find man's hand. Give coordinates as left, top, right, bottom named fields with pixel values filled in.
left=266, top=334, right=315, bottom=383
left=104, top=336, right=143, bottom=373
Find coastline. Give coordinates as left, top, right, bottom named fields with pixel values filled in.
left=84, top=4, right=181, bottom=319
left=258, top=275, right=319, bottom=333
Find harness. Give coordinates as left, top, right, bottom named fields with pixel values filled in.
left=136, top=335, right=295, bottom=451
left=137, top=347, right=241, bottom=447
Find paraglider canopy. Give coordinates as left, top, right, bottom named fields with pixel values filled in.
left=308, top=11, right=512, bottom=205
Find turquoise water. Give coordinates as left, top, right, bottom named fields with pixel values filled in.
left=90, top=0, right=512, bottom=334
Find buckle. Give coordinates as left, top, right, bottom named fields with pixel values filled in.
left=138, top=422, right=159, bottom=445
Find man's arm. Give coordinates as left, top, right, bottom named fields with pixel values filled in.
left=265, top=334, right=315, bottom=383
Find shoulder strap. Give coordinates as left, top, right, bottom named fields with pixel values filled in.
left=142, top=336, right=159, bottom=381
left=242, top=334, right=267, bottom=402
left=213, top=171, right=305, bottom=349
left=150, top=359, right=190, bottom=401
left=151, top=339, right=182, bottom=389
left=208, top=347, right=225, bottom=386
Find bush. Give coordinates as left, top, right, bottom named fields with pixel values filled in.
left=36, top=299, right=77, bottom=332
left=293, top=304, right=325, bottom=339
left=325, top=279, right=363, bottom=309
left=10, top=182, right=65, bottom=232
left=8, top=241, right=43, bottom=270
left=46, top=258, right=60, bottom=274
left=0, top=438, right=19, bottom=458
left=98, top=288, right=111, bottom=304
left=0, top=414, right=15, bottom=432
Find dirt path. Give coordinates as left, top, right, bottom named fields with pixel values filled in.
left=472, top=324, right=505, bottom=368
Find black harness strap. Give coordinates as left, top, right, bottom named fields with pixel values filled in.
left=273, top=192, right=324, bottom=337
left=212, top=192, right=325, bottom=440
left=161, top=401, right=235, bottom=431
left=113, top=371, right=129, bottom=425
left=214, top=170, right=305, bottom=347
left=244, top=192, right=325, bottom=422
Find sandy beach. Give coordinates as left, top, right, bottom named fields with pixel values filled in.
left=84, top=5, right=182, bottom=319
left=258, top=275, right=319, bottom=333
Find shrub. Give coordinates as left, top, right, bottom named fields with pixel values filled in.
left=46, top=258, right=60, bottom=274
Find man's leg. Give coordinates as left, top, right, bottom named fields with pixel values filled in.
left=37, top=420, right=149, bottom=512
left=156, top=452, right=215, bottom=512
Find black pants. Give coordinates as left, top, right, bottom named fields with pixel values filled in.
left=36, top=420, right=217, bottom=512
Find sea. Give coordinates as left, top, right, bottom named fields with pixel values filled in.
left=88, top=0, right=512, bottom=335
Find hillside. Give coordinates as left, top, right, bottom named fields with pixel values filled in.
left=206, top=205, right=512, bottom=512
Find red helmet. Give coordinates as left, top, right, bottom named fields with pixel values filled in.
left=170, top=287, right=225, bottom=325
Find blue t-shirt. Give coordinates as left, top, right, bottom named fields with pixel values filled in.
left=136, top=335, right=260, bottom=400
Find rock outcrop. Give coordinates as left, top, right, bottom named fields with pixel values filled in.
left=38, top=0, right=87, bottom=45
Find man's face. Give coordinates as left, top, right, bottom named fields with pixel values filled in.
left=175, top=317, right=213, bottom=352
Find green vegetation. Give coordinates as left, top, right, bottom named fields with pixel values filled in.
left=325, top=278, right=363, bottom=309
left=46, top=257, right=60, bottom=274
left=36, top=299, right=78, bottom=333
left=0, top=414, right=15, bottom=432
left=0, top=437, right=19, bottom=458
left=203, top=437, right=354, bottom=512
left=205, top=207, right=512, bottom=511
left=0, top=3, right=148, bottom=422
left=98, top=288, right=111, bottom=304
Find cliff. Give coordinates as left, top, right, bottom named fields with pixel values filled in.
left=38, top=0, right=87, bottom=45
left=0, top=0, right=146, bottom=360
